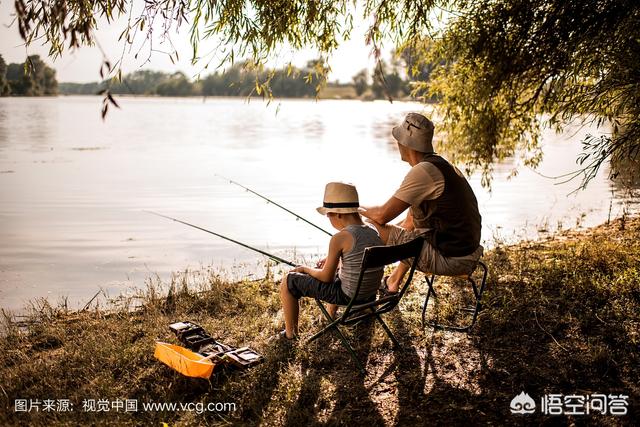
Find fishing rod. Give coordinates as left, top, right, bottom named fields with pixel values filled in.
left=144, top=210, right=296, bottom=267
left=215, top=173, right=333, bottom=236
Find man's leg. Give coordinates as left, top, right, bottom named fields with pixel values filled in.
left=367, top=221, right=418, bottom=293
left=280, top=273, right=299, bottom=338
left=387, top=261, right=409, bottom=293
left=366, top=220, right=393, bottom=244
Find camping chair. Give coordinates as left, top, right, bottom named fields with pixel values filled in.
left=421, top=260, right=488, bottom=332
left=308, top=237, right=424, bottom=374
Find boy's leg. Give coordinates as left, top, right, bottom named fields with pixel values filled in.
left=283, top=272, right=348, bottom=329
left=280, top=273, right=299, bottom=338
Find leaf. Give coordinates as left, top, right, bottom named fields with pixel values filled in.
left=107, top=93, right=120, bottom=108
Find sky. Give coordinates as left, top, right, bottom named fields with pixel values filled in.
left=0, top=1, right=390, bottom=84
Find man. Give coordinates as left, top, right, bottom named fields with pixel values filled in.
left=360, top=113, right=483, bottom=294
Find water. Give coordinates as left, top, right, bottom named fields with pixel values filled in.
left=0, top=96, right=636, bottom=311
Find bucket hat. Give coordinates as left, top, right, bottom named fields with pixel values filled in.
left=316, top=182, right=360, bottom=215
left=392, top=113, right=435, bottom=153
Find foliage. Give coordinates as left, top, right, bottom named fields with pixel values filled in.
left=407, top=0, right=640, bottom=187
left=11, top=0, right=640, bottom=186
left=2, top=55, right=58, bottom=96
left=370, top=59, right=408, bottom=100
left=0, top=55, right=8, bottom=95
left=154, top=72, right=194, bottom=97
left=352, top=69, right=369, bottom=97
left=58, top=62, right=324, bottom=98
left=200, top=61, right=321, bottom=97
left=109, top=70, right=171, bottom=95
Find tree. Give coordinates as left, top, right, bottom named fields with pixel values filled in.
left=0, top=55, right=8, bottom=95
left=404, top=0, right=640, bottom=187
left=155, top=72, right=193, bottom=96
left=352, top=69, right=369, bottom=97
left=42, top=64, right=57, bottom=95
left=4, top=55, right=57, bottom=96
left=109, top=70, right=170, bottom=95
left=371, top=60, right=406, bottom=100
left=12, top=0, right=640, bottom=187
left=396, top=43, right=439, bottom=103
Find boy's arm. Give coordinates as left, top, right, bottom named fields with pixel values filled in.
left=294, top=231, right=350, bottom=283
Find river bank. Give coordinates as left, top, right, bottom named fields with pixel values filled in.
left=1, top=216, right=638, bottom=425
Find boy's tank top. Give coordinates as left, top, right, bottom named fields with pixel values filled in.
left=338, top=224, right=384, bottom=300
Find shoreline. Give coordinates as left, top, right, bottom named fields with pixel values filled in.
left=1, top=212, right=629, bottom=317
left=1, top=215, right=638, bottom=424
left=3, top=92, right=424, bottom=102
left=0, top=212, right=634, bottom=316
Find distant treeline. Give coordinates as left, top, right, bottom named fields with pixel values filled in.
left=0, top=54, right=58, bottom=96
left=60, top=61, right=333, bottom=98
left=2, top=53, right=434, bottom=100
left=60, top=61, right=428, bottom=100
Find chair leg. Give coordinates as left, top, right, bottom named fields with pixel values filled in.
left=467, top=261, right=488, bottom=329
left=422, top=263, right=488, bottom=332
left=309, top=299, right=366, bottom=374
left=423, top=275, right=475, bottom=332
left=308, top=300, right=338, bottom=342
left=374, top=313, right=401, bottom=349
left=421, top=275, right=436, bottom=327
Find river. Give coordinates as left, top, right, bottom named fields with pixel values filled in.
left=0, top=96, right=636, bottom=311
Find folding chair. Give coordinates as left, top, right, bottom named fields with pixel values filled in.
left=308, top=237, right=424, bottom=374
left=421, top=260, right=488, bottom=332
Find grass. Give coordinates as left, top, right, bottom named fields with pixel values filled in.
left=1, top=217, right=639, bottom=426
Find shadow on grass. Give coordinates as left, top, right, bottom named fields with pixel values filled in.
left=282, top=318, right=386, bottom=426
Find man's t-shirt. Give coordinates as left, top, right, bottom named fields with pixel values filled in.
left=393, top=161, right=467, bottom=233
left=393, top=162, right=445, bottom=205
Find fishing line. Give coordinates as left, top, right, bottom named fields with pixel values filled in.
left=215, top=174, right=333, bottom=236
left=144, top=210, right=296, bottom=267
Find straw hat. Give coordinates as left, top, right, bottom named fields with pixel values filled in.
left=316, top=182, right=360, bottom=215
left=392, top=113, right=435, bottom=153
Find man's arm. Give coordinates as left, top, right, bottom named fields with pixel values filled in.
left=360, top=196, right=410, bottom=226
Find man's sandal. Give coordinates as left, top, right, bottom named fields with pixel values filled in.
left=378, top=276, right=398, bottom=297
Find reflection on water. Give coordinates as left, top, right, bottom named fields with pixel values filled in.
left=0, top=96, right=637, bottom=311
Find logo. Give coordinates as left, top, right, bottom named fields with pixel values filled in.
left=510, top=391, right=536, bottom=414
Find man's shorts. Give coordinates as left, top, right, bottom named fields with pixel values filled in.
left=387, top=225, right=483, bottom=276
left=286, top=272, right=376, bottom=305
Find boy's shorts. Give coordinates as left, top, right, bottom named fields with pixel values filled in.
left=286, top=272, right=376, bottom=305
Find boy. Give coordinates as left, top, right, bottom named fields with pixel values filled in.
left=277, top=182, right=384, bottom=340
